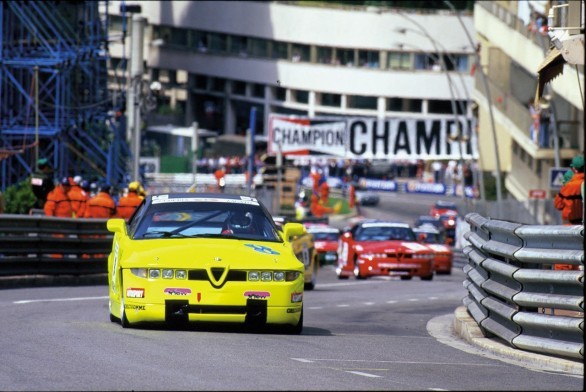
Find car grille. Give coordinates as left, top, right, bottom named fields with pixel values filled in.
left=188, top=268, right=247, bottom=288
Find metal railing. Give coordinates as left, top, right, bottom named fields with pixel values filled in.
left=462, top=212, right=584, bottom=360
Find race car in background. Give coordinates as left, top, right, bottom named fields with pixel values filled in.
left=412, top=224, right=453, bottom=275
left=336, top=220, right=434, bottom=281
left=304, top=223, right=341, bottom=266
left=106, top=193, right=306, bottom=333
left=429, top=200, right=459, bottom=218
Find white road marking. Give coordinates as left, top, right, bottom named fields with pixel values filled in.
left=308, top=306, right=323, bottom=310
left=386, top=300, right=398, bottom=304
left=363, top=302, right=375, bottom=306
left=314, top=281, right=372, bottom=288
left=13, top=296, right=108, bottom=304
left=291, top=358, right=314, bottom=363
left=336, top=304, right=350, bottom=307
left=429, top=297, right=439, bottom=300
left=408, top=298, right=420, bottom=302
left=428, top=388, right=448, bottom=391
left=346, top=371, right=381, bottom=378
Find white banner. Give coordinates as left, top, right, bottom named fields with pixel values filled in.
left=268, top=114, right=478, bottom=160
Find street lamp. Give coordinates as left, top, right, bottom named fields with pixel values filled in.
left=394, top=21, right=469, bottom=201
left=443, top=0, right=503, bottom=205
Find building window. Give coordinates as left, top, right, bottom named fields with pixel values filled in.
left=414, top=53, right=440, bottom=70
left=230, top=35, right=248, bottom=57
left=194, top=75, right=208, bottom=90
left=358, top=50, right=379, bottom=68
left=273, top=86, right=286, bottom=101
left=209, top=32, right=228, bottom=53
left=348, top=95, right=377, bottom=109
left=388, top=52, right=411, bottom=70
left=316, top=46, right=333, bottom=64
left=294, top=90, right=309, bottom=104
left=170, top=27, right=188, bottom=47
left=428, top=99, right=466, bottom=115
left=387, top=98, right=422, bottom=112
left=252, top=83, right=265, bottom=98
left=211, top=77, right=225, bottom=92
left=271, top=42, right=288, bottom=60
left=232, top=80, right=246, bottom=95
left=335, top=48, right=354, bottom=66
left=291, top=43, right=310, bottom=62
left=249, top=37, right=269, bottom=58
left=192, top=30, right=208, bottom=52
left=536, top=159, right=542, bottom=176
left=153, top=25, right=171, bottom=42
left=320, top=93, right=341, bottom=107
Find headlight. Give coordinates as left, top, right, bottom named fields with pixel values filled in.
left=261, top=271, right=272, bottom=281
left=285, top=271, right=301, bottom=281
left=274, top=271, right=285, bottom=281
left=248, top=271, right=260, bottom=281
left=162, top=269, right=174, bottom=279
left=149, top=269, right=161, bottom=279
left=248, top=271, right=300, bottom=282
left=130, top=268, right=147, bottom=278
left=175, top=270, right=187, bottom=279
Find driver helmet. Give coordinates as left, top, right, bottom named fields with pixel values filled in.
left=228, top=211, right=253, bottom=232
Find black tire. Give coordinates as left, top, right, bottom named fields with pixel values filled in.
left=400, top=275, right=412, bottom=280
left=305, top=264, right=317, bottom=290
left=421, top=273, right=434, bottom=281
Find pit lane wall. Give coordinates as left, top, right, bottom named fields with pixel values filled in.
left=462, top=213, right=584, bottom=360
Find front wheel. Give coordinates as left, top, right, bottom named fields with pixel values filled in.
left=289, top=307, right=303, bottom=335
left=354, top=261, right=365, bottom=280
left=420, top=273, right=434, bottom=281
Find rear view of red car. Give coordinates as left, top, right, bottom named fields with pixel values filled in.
left=336, top=220, right=434, bottom=281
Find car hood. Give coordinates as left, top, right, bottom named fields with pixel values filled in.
left=116, top=238, right=302, bottom=269
left=426, top=244, right=452, bottom=253
left=353, top=241, right=429, bottom=253
left=314, top=241, right=338, bottom=252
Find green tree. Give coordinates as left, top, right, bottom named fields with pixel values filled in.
left=4, top=179, right=37, bottom=214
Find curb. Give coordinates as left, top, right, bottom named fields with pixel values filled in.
left=453, top=306, right=584, bottom=375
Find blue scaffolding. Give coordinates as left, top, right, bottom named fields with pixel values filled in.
left=0, top=0, right=130, bottom=191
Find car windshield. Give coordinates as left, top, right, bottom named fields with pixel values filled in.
left=131, top=201, right=281, bottom=242
left=414, top=231, right=442, bottom=244
left=311, top=232, right=340, bottom=241
left=355, top=225, right=415, bottom=242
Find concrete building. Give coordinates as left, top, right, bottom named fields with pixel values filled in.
left=105, top=1, right=477, bottom=173
left=473, top=0, right=584, bottom=202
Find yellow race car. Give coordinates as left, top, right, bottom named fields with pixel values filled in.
left=107, top=193, right=306, bottom=333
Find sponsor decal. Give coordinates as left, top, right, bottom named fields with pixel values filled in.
left=126, top=288, right=145, bottom=298
left=405, top=182, right=446, bottom=195
left=244, top=291, right=270, bottom=299
left=124, top=304, right=146, bottom=311
left=291, top=292, right=303, bottom=303
left=286, top=308, right=302, bottom=313
left=244, top=244, right=280, bottom=255
left=359, top=178, right=397, bottom=192
left=197, top=292, right=201, bottom=303
left=164, top=288, right=192, bottom=296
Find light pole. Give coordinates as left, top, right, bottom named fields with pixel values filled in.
left=128, top=14, right=145, bottom=182
left=443, top=0, right=503, bottom=205
left=394, top=17, right=468, bottom=201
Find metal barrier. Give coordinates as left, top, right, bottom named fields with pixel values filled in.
left=463, top=213, right=584, bottom=360
left=0, top=214, right=111, bottom=277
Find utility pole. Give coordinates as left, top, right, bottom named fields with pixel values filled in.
left=129, top=15, right=145, bottom=182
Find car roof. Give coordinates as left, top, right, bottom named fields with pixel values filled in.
left=434, top=200, right=458, bottom=208
left=359, top=220, right=410, bottom=228
left=413, top=224, right=440, bottom=234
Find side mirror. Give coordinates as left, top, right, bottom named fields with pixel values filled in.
left=283, top=222, right=305, bottom=241
left=107, top=218, right=127, bottom=235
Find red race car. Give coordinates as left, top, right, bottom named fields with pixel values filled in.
left=412, top=224, right=453, bottom=275
left=429, top=200, right=459, bottom=218
left=336, top=220, right=434, bottom=281
left=304, top=224, right=341, bottom=266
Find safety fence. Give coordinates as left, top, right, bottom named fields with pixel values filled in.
left=463, top=213, right=584, bottom=360
left=0, top=215, right=111, bottom=277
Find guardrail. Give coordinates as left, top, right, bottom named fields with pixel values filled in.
left=463, top=213, right=584, bottom=360
left=0, top=214, right=111, bottom=277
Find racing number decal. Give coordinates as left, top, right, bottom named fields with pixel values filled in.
left=244, top=243, right=280, bottom=255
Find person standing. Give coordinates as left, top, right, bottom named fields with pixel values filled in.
left=115, top=181, right=143, bottom=221
left=67, top=176, right=89, bottom=218
left=83, top=184, right=116, bottom=219
left=44, top=177, right=73, bottom=218
left=554, top=155, right=584, bottom=225
left=31, top=158, right=55, bottom=209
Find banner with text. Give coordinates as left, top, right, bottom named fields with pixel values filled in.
left=268, top=114, right=478, bottom=160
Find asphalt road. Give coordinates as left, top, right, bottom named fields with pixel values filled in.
left=0, top=192, right=582, bottom=390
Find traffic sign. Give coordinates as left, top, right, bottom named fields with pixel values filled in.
left=549, top=167, right=570, bottom=190
left=529, top=189, right=547, bottom=199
